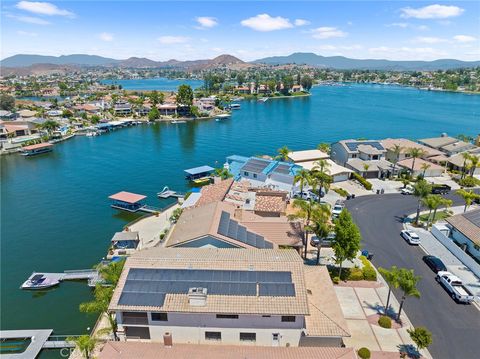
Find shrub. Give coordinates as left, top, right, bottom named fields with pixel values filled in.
left=358, top=347, right=371, bottom=359
left=378, top=315, right=392, bottom=328
left=352, top=172, right=373, bottom=190
left=360, top=255, right=377, bottom=281
left=348, top=267, right=364, bottom=281
left=333, top=188, right=349, bottom=197
left=332, top=276, right=340, bottom=284
left=458, top=176, right=480, bottom=187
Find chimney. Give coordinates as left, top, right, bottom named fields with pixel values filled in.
left=188, top=287, right=207, bottom=306
left=163, top=332, right=173, bottom=347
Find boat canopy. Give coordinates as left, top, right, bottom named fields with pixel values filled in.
left=109, top=191, right=147, bottom=204
left=184, top=165, right=214, bottom=176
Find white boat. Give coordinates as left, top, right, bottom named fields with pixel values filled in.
left=229, top=103, right=241, bottom=109
left=86, top=131, right=98, bottom=137
left=171, top=120, right=187, bottom=124
left=216, top=114, right=231, bottom=119
left=21, top=274, right=60, bottom=290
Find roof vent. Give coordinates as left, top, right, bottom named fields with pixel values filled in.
left=188, top=287, right=207, bottom=306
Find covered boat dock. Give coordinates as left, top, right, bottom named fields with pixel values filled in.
left=184, top=165, right=214, bottom=180
left=109, top=191, right=147, bottom=212
left=21, top=143, right=53, bottom=156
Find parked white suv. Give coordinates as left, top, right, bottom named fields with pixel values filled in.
left=401, top=186, right=414, bottom=195
left=401, top=230, right=421, bottom=245
left=293, top=190, right=319, bottom=202
left=332, top=200, right=345, bottom=218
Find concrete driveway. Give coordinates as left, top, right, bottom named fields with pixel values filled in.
left=346, top=193, right=480, bottom=359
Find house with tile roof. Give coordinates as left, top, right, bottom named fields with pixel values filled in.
left=109, top=248, right=349, bottom=347
left=446, top=208, right=480, bottom=260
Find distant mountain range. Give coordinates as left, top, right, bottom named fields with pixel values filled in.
left=1, top=52, right=479, bottom=71
left=254, top=52, right=480, bottom=71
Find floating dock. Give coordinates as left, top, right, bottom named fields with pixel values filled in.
left=21, top=269, right=102, bottom=290
left=157, top=186, right=185, bottom=199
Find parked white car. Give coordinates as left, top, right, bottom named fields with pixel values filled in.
left=293, top=190, right=319, bottom=202
left=401, top=230, right=421, bottom=245
left=401, top=186, right=414, bottom=195
left=436, top=271, right=475, bottom=303
left=332, top=202, right=344, bottom=218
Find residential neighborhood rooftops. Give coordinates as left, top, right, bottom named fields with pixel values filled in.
left=99, top=341, right=356, bottom=359
left=396, top=157, right=444, bottom=171
left=441, top=140, right=476, bottom=154
left=336, top=140, right=385, bottom=154
left=446, top=209, right=480, bottom=246
left=346, top=158, right=392, bottom=172
left=109, top=248, right=310, bottom=316
left=195, top=178, right=234, bottom=207
left=299, top=159, right=353, bottom=176
left=381, top=138, right=443, bottom=157
left=448, top=152, right=480, bottom=168
left=419, top=136, right=458, bottom=149
left=108, top=191, right=147, bottom=204
left=287, top=149, right=329, bottom=163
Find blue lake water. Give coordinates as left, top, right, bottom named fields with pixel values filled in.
left=1, top=83, right=479, bottom=357
left=101, top=78, right=203, bottom=91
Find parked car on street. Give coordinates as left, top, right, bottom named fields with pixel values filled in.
left=423, top=255, right=447, bottom=273
left=431, top=184, right=451, bottom=195
left=310, top=232, right=335, bottom=247
left=293, top=190, right=319, bottom=202
left=332, top=200, right=345, bottom=218
left=401, top=229, right=421, bottom=245
left=401, top=186, right=414, bottom=195
left=436, top=271, right=475, bottom=303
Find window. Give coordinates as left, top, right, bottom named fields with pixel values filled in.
left=281, top=316, right=296, bottom=322
left=240, top=332, right=256, bottom=342
left=216, top=314, right=239, bottom=319
left=205, top=331, right=222, bottom=341
left=262, top=315, right=271, bottom=318
left=151, top=312, right=168, bottom=321
left=244, top=171, right=249, bottom=176
left=253, top=173, right=257, bottom=178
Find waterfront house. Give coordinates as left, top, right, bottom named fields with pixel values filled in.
left=17, top=109, right=37, bottom=120
left=381, top=138, right=443, bottom=163
left=0, top=110, right=16, bottom=120
left=234, top=86, right=250, bottom=94
left=417, top=135, right=470, bottom=156
left=299, top=159, right=353, bottom=183
left=440, top=141, right=477, bottom=156
left=447, top=151, right=480, bottom=175
left=113, top=101, right=132, bottom=116
left=396, top=157, right=444, bottom=177
left=287, top=149, right=329, bottom=164
left=157, top=103, right=177, bottom=116
left=290, top=85, right=303, bottom=93
left=109, top=248, right=350, bottom=346
left=331, top=140, right=392, bottom=178
left=135, top=106, right=151, bottom=117
left=445, top=209, right=480, bottom=260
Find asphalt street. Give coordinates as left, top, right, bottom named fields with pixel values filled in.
left=346, top=192, right=480, bottom=359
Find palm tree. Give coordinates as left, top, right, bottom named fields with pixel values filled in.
left=378, top=266, right=400, bottom=314
left=214, top=167, right=233, bottom=180
left=362, top=163, right=370, bottom=178
left=420, top=163, right=431, bottom=178
left=294, top=169, right=311, bottom=195
left=276, top=145, right=291, bottom=161
left=469, top=155, right=479, bottom=176
left=432, top=196, right=453, bottom=224
left=68, top=335, right=98, bottom=359
left=288, top=199, right=320, bottom=259
left=413, top=180, right=433, bottom=224
left=422, top=195, right=442, bottom=225
left=40, top=119, right=60, bottom=137
left=98, top=258, right=126, bottom=286
left=407, top=148, right=426, bottom=175
left=391, top=144, right=403, bottom=178
left=396, top=268, right=421, bottom=321
left=312, top=159, right=332, bottom=201
left=80, top=285, right=118, bottom=340
left=317, top=143, right=331, bottom=154
left=456, top=189, right=480, bottom=212
left=307, top=204, right=332, bottom=265
left=460, top=152, right=472, bottom=180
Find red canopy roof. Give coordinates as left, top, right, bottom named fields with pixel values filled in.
left=109, top=191, right=147, bottom=204
left=23, top=143, right=53, bottom=151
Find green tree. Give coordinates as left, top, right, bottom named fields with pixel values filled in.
left=420, top=163, right=431, bottom=178
left=40, top=119, right=60, bottom=136
left=311, top=159, right=332, bottom=202
left=308, top=205, right=332, bottom=265
left=289, top=199, right=321, bottom=259
left=469, top=155, right=479, bottom=176
left=406, top=148, right=426, bottom=174
left=62, top=109, right=73, bottom=118
left=149, top=90, right=164, bottom=105
left=396, top=268, right=421, bottom=321
left=317, top=143, right=331, bottom=154
left=80, top=285, right=118, bottom=340
left=378, top=266, right=400, bottom=314
left=148, top=107, right=160, bottom=121
left=332, top=209, right=361, bottom=279
left=413, top=180, right=432, bottom=224
left=300, top=75, right=313, bottom=91
left=276, top=145, right=291, bottom=161
left=407, top=327, right=433, bottom=352
left=456, top=189, right=480, bottom=212
left=90, top=115, right=101, bottom=124
left=294, top=169, right=311, bottom=196
left=98, top=259, right=126, bottom=286
left=460, top=152, right=472, bottom=179
left=214, top=167, right=233, bottom=180
left=362, top=163, right=370, bottom=178
left=67, top=335, right=98, bottom=359
left=0, top=94, right=15, bottom=111
left=176, top=84, right=194, bottom=107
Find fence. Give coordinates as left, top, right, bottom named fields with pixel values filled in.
left=431, top=225, right=480, bottom=278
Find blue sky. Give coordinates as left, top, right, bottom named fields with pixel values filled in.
left=1, top=1, right=479, bottom=61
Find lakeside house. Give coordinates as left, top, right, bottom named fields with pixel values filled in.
left=108, top=248, right=350, bottom=347
left=445, top=209, right=480, bottom=261
left=113, top=101, right=132, bottom=116
left=448, top=150, right=480, bottom=175
left=395, top=157, right=444, bottom=177
left=381, top=138, right=444, bottom=163
left=419, top=135, right=477, bottom=156
left=331, top=140, right=394, bottom=178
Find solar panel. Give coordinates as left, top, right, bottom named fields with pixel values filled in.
left=119, top=292, right=166, bottom=307
left=258, top=283, right=295, bottom=297
left=345, top=141, right=384, bottom=152
left=464, top=210, right=480, bottom=227
left=241, top=158, right=270, bottom=173
left=273, top=164, right=291, bottom=175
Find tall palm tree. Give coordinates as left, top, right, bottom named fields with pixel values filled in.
left=422, top=195, right=442, bottom=225
left=407, top=148, right=426, bottom=175
left=362, top=163, right=370, bottom=178
left=288, top=199, right=320, bottom=259
left=40, top=119, right=60, bottom=137
left=391, top=144, right=403, bottom=178
left=80, top=285, right=118, bottom=340
left=378, top=266, right=400, bottom=314
left=460, top=152, right=472, bottom=180
left=456, top=189, right=480, bottom=212
left=312, top=159, right=332, bottom=201
left=396, top=268, right=421, bottom=321
left=307, top=204, right=332, bottom=265
left=421, top=163, right=431, bottom=178
left=276, top=145, right=291, bottom=161
left=469, top=155, right=479, bottom=176
left=413, top=180, right=433, bottom=224
left=67, top=335, right=98, bottom=359
left=294, top=169, right=311, bottom=195
left=432, top=197, right=453, bottom=223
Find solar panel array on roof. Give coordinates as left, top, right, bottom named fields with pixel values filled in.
left=118, top=268, right=295, bottom=307
left=464, top=210, right=480, bottom=227
left=345, top=141, right=384, bottom=152
left=241, top=158, right=270, bottom=173
left=273, top=163, right=291, bottom=175
left=217, top=211, right=273, bottom=249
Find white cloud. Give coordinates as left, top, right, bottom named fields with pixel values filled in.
left=99, top=32, right=114, bottom=42
left=16, top=1, right=74, bottom=17
left=387, top=22, right=429, bottom=30
left=158, top=36, right=189, bottom=44
left=8, top=14, right=50, bottom=25
left=400, top=4, right=464, bottom=19
left=241, top=14, right=293, bottom=32
left=311, top=27, right=347, bottom=39
left=17, top=30, right=37, bottom=36
left=453, top=35, right=476, bottom=43
left=294, top=19, right=310, bottom=26
left=195, top=16, right=218, bottom=28
left=413, top=36, right=447, bottom=44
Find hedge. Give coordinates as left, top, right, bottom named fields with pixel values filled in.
left=352, top=172, right=373, bottom=190
left=360, top=256, right=377, bottom=281
left=333, top=188, right=349, bottom=197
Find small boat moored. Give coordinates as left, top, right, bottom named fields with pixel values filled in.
left=21, top=143, right=53, bottom=156
left=21, top=273, right=60, bottom=290
left=171, top=120, right=187, bottom=124
left=229, top=103, right=241, bottom=110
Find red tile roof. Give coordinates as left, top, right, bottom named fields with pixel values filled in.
left=23, top=143, right=53, bottom=151
left=108, top=191, right=146, bottom=204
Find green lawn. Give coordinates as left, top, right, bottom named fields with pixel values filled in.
left=419, top=210, right=450, bottom=223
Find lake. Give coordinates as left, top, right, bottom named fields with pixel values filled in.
left=1, top=83, right=479, bottom=357
left=101, top=78, right=203, bottom=91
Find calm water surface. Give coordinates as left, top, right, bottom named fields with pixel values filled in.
left=101, top=78, right=203, bottom=91
left=1, top=84, right=479, bottom=357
